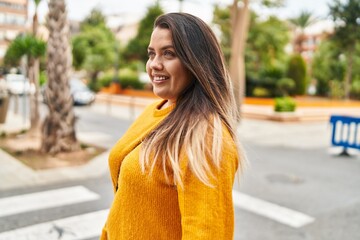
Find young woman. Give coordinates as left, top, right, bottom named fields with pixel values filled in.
left=101, top=12, right=244, bottom=240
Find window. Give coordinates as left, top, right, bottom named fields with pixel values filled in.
left=0, top=1, right=26, bottom=11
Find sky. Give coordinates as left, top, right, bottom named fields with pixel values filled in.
left=30, top=0, right=334, bottom=24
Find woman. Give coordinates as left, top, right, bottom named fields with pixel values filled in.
left=101, top=13, right=244, bottom=240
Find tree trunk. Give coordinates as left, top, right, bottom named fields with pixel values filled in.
left=33, top=12, right=38, bottom=36
left=28, top=57, right=41, bottom=136
left=41, top=0, right=79, bottom=154
left=229, top=0, right=250, bottom=121
left=27, top=6, right=41, bottom=137
left=344, top=50, right=353, bottom=100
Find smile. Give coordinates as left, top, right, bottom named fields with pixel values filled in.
left=153, top=75, right=169, bottom=83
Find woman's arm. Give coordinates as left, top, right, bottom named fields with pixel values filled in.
left=99, top=224, right=108, bottom=240
left=177, top=146, right=238, bottom=240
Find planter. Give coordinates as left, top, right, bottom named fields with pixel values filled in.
left=0, top=96, right=9, bottom=123
left=270, top=111, right=300, bottom=122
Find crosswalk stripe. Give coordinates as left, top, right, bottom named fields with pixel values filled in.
left=233, top=190, right=315, bottom=228
left=0, top=186, right=100, bottom=218
left=0, top=209, right=109, bottom=240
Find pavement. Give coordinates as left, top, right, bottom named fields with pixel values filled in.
left=0, top=94, right=359, bottom=191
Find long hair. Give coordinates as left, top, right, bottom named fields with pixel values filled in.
left=140, top=13, right=242, bottom=187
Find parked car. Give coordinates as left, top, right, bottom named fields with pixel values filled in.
left=5, top=74, right=35, bottom=95
left=70, top=78, right=96, bottom=105
left=42, top=78, right=96, bottom=106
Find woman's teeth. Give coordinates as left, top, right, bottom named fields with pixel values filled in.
left=154, top=76, right=168, bottom=81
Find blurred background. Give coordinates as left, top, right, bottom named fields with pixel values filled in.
left=0, top=0, right=359, bottom=240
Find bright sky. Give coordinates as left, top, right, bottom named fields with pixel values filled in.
left=30, top=0, right=333, bottom=24
left=29, top=0, right=332, bottom=22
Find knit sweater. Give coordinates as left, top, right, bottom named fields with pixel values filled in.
left=101, top=100, right=239, bottom=240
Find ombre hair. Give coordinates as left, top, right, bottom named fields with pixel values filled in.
left=140, top=13, right=243, bottom=187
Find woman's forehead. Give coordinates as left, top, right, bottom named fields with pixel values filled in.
left=149, top=27, right=173, bottom=47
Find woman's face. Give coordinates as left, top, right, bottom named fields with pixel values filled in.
left=146, top=27, right=192, bottom=105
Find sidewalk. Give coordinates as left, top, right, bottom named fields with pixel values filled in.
left=0, top=110, right=112, bottom=190
left=0, top=95, right=359, bottom=191
left=96, top=93, right=360, bottom=122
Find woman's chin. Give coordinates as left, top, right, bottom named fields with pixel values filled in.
left=152, top=90, right=169, bottom=100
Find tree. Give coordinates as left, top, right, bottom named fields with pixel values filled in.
left=228, top=0, right=284, bottom=120
left=123, top=3, right=163, bottom=63
left=32, top=0, right=42, bottom=35
left=72, top=8, right=116, bottom=90
left=289, top=10, right=318, bottom=54
left=311, top=39, right=346, bottom=96
left=41, top=0, right=79, bottom=154
left=213, top=4, right=289, bottom=97
left=286, top=54, right=307, bottom=95
left=246, top=14, right=289, bottom=78
left=329, top=0, right=360, bottom=99
left=4, top=34, right=46, bottom=135
left=4, top=35, right=45, bottom=66
left=72, top=27, right=116, bottom=90
left=80, top=8, right=106, bottom=30
left=213, top=5, right=232, bottom=62
left=29, top=0, right=43, bottom=136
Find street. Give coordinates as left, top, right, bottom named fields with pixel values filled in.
left=0, top=96, right=359, bottom=240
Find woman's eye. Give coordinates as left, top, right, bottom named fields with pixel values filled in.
left=147, top=51, right=155, bottom=58
left=164, top=50, right=175, bottom=58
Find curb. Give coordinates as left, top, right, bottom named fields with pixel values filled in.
left=0, top=148, right=110, bottom=191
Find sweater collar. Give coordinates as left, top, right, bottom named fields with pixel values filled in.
left=154, top=100, right=176, bottom=117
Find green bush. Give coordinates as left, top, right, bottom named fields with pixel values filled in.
left=252, top=87, right=271, bottom=97
left=88, top=81, right=101, bottom=92
left=350, top=77, right=360, bottom=99
left=259, top=65, right=284, bottom=80
left=274, top=97, right=297, bottom=112
left=98, top=75, right=113, bottom=88
left=97, top=70, right=145, bottom=90
left=39, top=71, right=47, bottom=86
left=276, top=77, right=295, bottom=96
left=120, top=74, right=144, bottom=89
left=286, top=54, right=307, bottom=95
left=329, top=80, right=344, bottom=99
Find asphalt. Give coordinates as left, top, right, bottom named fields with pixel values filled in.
left=0, top=94, right=359, bottom=191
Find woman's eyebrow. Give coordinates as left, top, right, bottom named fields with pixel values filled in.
left=148, top=45, right=175, bottom=51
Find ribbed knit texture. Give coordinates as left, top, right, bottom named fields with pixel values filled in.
left=101, top=100, right=239, bottom=240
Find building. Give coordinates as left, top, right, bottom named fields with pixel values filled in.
left=291, top=19, right=334, bottom=64
left=0, top=0, right=28, bottom=59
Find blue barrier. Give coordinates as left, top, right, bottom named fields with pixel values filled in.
left=329, top=115, right=360, bottom=156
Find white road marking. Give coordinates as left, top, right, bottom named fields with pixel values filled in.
left=0, top=186, right=100, bottom=218
left=0, top=209, right=109, bottom=240
left=233, top=190, right=315, bottom=228
left=77, top=131, right=114, bottom=148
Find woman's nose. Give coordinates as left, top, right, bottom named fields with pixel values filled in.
left=150, top=57, right=163, bottom=70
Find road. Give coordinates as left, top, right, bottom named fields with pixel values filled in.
left=1, top=96, right=360, bottom=240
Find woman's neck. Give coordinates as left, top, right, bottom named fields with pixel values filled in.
left=159, top=100, right=174, bottom=109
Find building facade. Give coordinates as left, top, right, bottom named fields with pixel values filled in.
left=0, top=0, right=28, bottom=58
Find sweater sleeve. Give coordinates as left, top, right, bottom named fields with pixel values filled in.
left=176, top=142, right=238, bottom=239
left=99, top=223, right=108, bottom=240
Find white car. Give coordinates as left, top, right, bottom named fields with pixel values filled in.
left=42, top=78, right=96, bottom=106
left=69, top=78, right=96, bottom=105
left=5, top=74, right=35, bottom=95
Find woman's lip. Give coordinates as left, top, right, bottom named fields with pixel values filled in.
left=152, top=76, right=169, bottom=83
left=153, top=79, right=167, bottom=84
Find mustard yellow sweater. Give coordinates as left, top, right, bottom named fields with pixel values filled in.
left=101, top=100, right=239, bottom=240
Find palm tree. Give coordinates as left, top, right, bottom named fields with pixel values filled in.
left=4, top=34, right=46, bottom=135
left=329, top=0, right=360, bottom=100
left=33, top=0, right=42, bottom=35
left=229, top=0, right=250, bottom=121
left=41, top=0, right=79, bottom=154
left=289, top=10, right=318, bottom=53
left=27, top=0, right=43, bottom=136
left=229, top=0, right=284, bottom=121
